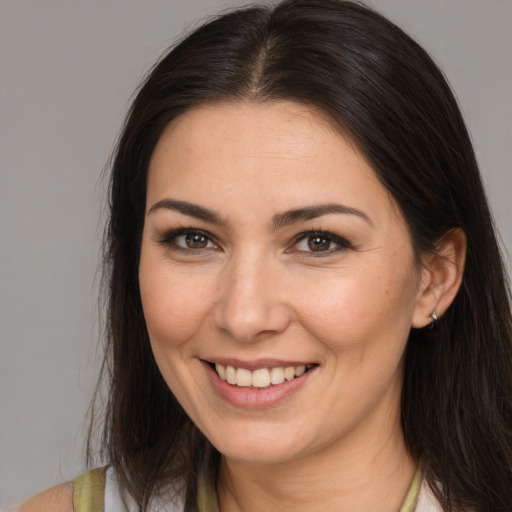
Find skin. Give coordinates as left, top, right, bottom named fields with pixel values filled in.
left=16, top=482, right=73, bottom=512
left=19, top=100, right=465, bottom=511
left=138, top=100, right=457, bottom=512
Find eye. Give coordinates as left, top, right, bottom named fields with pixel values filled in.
left=300, top=235, right=332, bottom=252
left=178, top=233, right=212, bottom=249
left=157, top=228, right=218, bottom=252
left=293, top=231, right=351, bottom=254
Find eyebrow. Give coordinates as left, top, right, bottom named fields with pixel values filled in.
left=148, top=199, right=225, bottom=225
left=272, top=203, right=373, bottom=229
left=148, top=199, right=372, bottom=229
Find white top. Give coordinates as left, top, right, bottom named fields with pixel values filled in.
left=415, top=480, right=444, bottom=512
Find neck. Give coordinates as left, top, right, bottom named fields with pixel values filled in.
left=217, top=412, right=415, bottom=512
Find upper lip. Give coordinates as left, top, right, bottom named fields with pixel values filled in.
left=202, top=357, right=316, bottom=371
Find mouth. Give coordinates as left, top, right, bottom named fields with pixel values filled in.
left=207, top=361, right=317, bottom=389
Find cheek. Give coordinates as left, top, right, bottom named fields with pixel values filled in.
left=139, top=255, right=216, bottom=347
left=289, top=263, right=419, bottom=348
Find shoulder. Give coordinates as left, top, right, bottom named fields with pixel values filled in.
left=15, top=482, right=73, bottom=512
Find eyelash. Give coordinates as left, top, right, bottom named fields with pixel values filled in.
left=290, top=230, right=353, bottom=256
left=156, top=227, right=353, bottom=256
left=156, top=227, right=218, bottom=253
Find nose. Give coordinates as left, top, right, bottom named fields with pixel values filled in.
left=212, top=254, right=291, bottom=343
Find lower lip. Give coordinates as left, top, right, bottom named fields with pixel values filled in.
left=203, top=362, right=315, bottom=408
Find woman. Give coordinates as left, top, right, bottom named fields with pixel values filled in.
left=19, top=0, right=512, bottom=511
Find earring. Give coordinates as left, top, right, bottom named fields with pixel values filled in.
left=429, top=307, right=438, bottom=329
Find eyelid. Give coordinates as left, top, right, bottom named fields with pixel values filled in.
left=290, top=230, right=353, bottom=254
left=156, top=227, right=219, bottom=251
left=155, top=226, right=353, bottom=255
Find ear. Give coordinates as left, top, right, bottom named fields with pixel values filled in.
left=412, top=228, right=467, bottom=328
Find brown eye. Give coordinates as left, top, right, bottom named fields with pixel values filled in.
left=292, top=230, right=351, bottom=255
left=307, top=235, right=331, bottom=251
left=158, top=229, right=217, bottom=251
left=185, top=233, right=209, bottom=249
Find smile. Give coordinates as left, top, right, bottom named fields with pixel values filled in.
left=213, top=363, right=314, bottom=388
left=203, top=360, right=317, bottom=408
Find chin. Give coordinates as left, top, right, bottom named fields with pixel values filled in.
left=206, top=425, right=310, bottom=465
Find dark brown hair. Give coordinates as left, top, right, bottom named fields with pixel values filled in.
left=89, top=1, right=512, bottom=510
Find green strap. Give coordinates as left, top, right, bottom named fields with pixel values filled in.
left=197, top=471, right=220, bottom=512
left=73, top=467, right=106, bottom=512
left=399, top=466, right=422, bottom=512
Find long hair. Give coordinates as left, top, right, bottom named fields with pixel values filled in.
left=90, top=1, right=512, bottom=510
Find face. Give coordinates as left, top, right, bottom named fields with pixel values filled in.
left=139, top=101, right=427, bottom=466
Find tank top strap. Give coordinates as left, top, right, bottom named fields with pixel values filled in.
left=399, top=466, right=422, bottom=512
left=73, top=466, right=107, bottom=512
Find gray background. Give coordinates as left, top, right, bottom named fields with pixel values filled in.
left=1, top=0, right=510, bottom=507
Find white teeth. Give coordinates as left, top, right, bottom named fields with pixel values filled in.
left=284, top=367, right=295, bottom=381
left=252, top=368, right=270, bottom=388
left=213, top=363, right=311, bottom=388
left=295, top=365, right=306, bottom=377
left=270, top=367, right=285, bottom=385
left=226, top=365, right=237, bottom=385
left=215, top=363, right=227, bottom=381
left=236, top=368, right=252, bottom=387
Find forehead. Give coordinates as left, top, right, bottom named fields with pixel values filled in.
left=146, top=101, right=401, bottom=228
left=149, top=101, right=370, bottom=184
left=152, top=101, right=340, bottom=159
